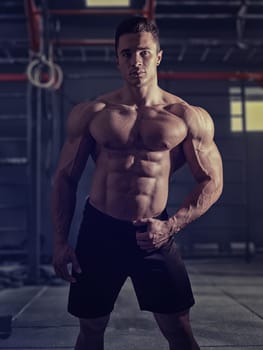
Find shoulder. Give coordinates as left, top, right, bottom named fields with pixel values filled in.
left=68, top=99, right=106, bottom=119
left=95, top=89, right=123, bottom=105
left=67, top=100, right=106, bottom=138
left=161, top=88, right=215, bottom=147
left=161, top=89, right=186, bottom=106
left=183, top=105, right=214, bottom=143
left=169, top=101, right=214, bottom=145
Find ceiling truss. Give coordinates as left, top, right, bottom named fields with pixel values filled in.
left=0, top=0, right=262, bottom=69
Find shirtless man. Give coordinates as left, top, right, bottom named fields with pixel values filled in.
left=52, top=17, right=223, bottom=350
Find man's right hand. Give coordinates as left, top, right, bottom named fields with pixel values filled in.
left=52, top=243, right=82, bottom=283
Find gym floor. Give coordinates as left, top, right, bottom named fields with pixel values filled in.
left=0, top=257, right=262, bottom=350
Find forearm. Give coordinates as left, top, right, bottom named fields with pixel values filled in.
left=51, top=174, right=77, bottom=245
left=169, top=179, right=222, bottom=234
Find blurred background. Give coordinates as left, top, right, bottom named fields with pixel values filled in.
left=0, top=0, right=263, bottom=284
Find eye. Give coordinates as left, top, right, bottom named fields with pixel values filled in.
left=141, top=51, right=150, bottom=57
left=121, top=52, right=131, bottom=58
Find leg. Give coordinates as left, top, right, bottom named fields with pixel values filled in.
left=153, top=310, right=200, bottom=350
left=75, top=314, right=110, bottom=350
left=69, top=203, right=129, bottom=349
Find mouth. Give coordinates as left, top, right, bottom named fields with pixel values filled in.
left=129, top=70, right=145, bottom=78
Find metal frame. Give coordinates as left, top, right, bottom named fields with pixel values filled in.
left=1, top=71, right=263, bottom=82
left=1, top=0, right=263, bottom=66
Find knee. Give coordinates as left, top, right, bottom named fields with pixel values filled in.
left=160, top=320, right=187, bottom=342
left=154, top=311, right=196, bottom=348
left=155, top=311, right=190, bottom=333
left=79, top=314, right=110, bottom=337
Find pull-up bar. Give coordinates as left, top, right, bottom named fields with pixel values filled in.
left=53, top=39, right=114, bottom=46
left=33, top=0, right=156, bottom=19
left=49, top=9, right=149, bottom=16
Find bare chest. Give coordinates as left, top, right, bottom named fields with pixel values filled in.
left=90, top=105, right=187, bottom=151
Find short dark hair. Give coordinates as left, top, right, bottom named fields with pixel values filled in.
left=115, top=16, right=161, bottom=54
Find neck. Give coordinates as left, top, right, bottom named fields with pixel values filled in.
left=123, top=81, right=162, bottom=107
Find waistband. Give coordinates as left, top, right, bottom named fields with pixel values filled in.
left=84, top=199, right=168, bottom=227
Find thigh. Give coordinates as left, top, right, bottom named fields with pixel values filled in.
left=68, top=208, right=128, bottom=318
left=68, top=261, right=127, bottom=318
left=131, top=238, right=195, bottom=314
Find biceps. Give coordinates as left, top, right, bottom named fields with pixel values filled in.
left=184, top=140, right=223, bottom=184
left=54, top=136, right=92, bottom=182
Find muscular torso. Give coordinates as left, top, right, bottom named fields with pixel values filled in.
left=88, top=100, right=188, bottom=220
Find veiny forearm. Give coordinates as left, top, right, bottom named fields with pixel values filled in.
left=169, top=179, right=222, bottom=234
left=51, top=174, right=77, bottom=245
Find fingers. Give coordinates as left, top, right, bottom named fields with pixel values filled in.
left=138, top=237, right=168, bottom=250
left=136, top=230, right=170, bottom=251
left=133, top=218, right=153, bottom=226
left=54, top=263, right=76, bottom=283
left=71, top=253, right=82, bottom=274
left=136, top=231, right=154, bottom=241
left=53, top=245, right=81, bottom=283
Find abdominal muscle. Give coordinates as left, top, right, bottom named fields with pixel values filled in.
left=89, top=148, right=171, bottom=221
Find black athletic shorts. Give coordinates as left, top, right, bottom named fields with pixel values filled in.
left=68, top=200, right=195, bottom=318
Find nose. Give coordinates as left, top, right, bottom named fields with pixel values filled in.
left=131, top=52, right=142, bottom=67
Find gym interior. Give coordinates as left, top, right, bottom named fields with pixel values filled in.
left=0, top=0, right=263, bottom=349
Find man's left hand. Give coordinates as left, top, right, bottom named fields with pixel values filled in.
left=133, top=218, right=173, bottom=252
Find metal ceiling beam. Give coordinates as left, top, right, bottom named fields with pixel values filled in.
left=52, top=38, right=263, bottom=48
left=222, top=47, right=235, bottom=62
left=0, top=14, right=25, bottom=19
left=156, top=13, right=263, bottom=19
left=2, top=37, right=262, bottom=49
left=158, top=71, right=263, bottom=81
left=0, top=73, right=27, bottom=81
left=24, top=0, right=41, bottom=53
left=161, top=38, right=263, bottom=47
left=200, top=47, right=210, bottom=62
left=53, top=39, right=114, bottom=46
left=0, top=58, right=28, bottom=63
left=177, top=44, right=187, bottom=62
left=145, top=0, right=156, bottom=19
left=42, top=0, right=156, bottom=18
left=236, top=1, right=248, bottom=49
left=158, top=1, right=263, bottom=5
left=1, top=72, right=263, bottom=82
left=48, top=9, right=148, bottom=16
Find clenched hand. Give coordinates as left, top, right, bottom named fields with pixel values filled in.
left=133, top=218, right=174, bottom=252
left=53, top=243, right=82, bottom=283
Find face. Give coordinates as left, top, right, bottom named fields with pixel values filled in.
left=116, top=32, right=163, bottom=87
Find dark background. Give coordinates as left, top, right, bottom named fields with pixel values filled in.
left=0, top=0, right=263, bottom=282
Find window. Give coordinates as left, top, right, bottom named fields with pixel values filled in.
left=230, top=86, right=263, bottom=132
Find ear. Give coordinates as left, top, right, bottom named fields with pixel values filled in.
left=157, top=49, right=163, bottom=66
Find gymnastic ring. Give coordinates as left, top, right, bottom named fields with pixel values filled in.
left=26, top=57, right=56, bottom=89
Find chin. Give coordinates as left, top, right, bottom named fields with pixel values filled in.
left=129, top=78, right=148, bottom=87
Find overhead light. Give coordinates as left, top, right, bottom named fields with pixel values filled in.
left=86, top=0, right=130, bottom=6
